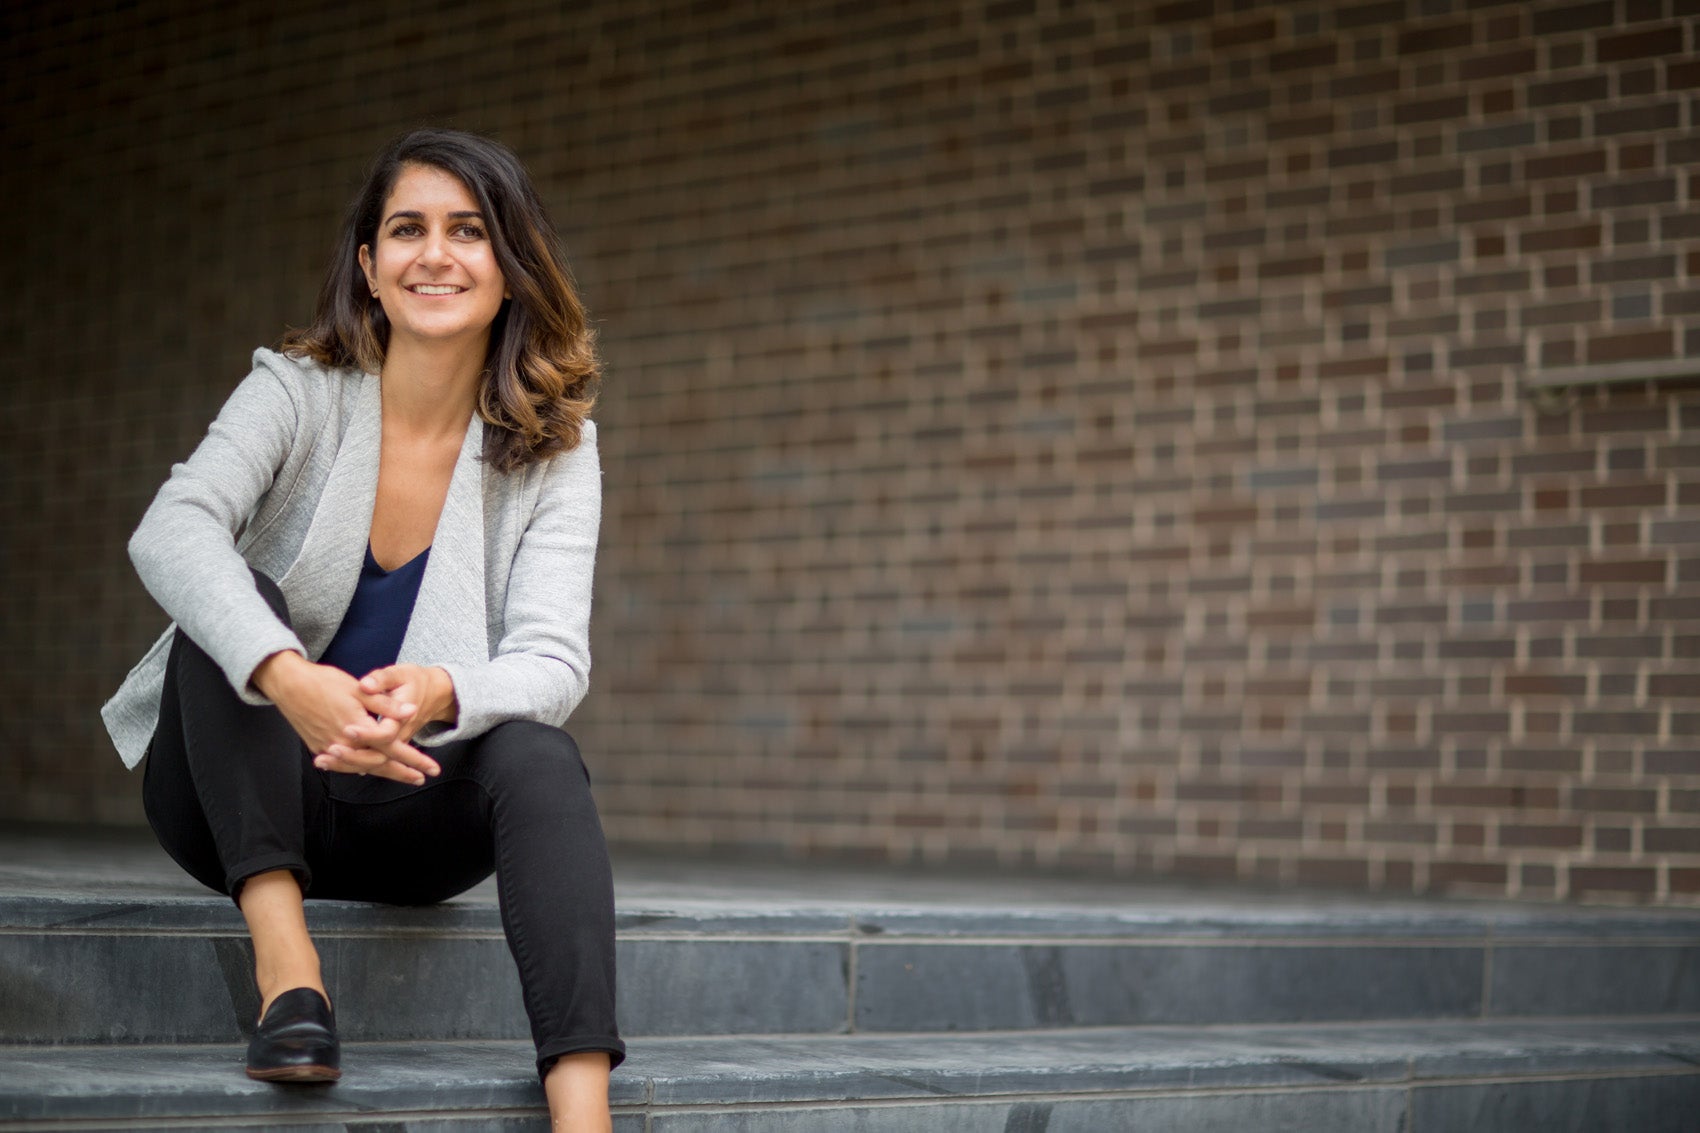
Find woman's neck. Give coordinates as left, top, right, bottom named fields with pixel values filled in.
left=378, top=337, right=484, bottom=437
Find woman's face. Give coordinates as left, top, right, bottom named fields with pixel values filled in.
left=358, top=163, right=509, bottom=353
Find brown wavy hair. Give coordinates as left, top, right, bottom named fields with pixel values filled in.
left=282, top=128, right=598, bottom=472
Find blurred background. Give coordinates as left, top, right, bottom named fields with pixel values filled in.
left=3, top=0, right=1697, bottom=905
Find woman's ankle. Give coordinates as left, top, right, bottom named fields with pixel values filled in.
left=255, top=966, right=327, bottom=1018
left=544, top=1051, right=612, bottom=1132
left=239, top=870, right=325, bottom=1017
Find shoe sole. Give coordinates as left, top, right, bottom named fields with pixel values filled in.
left=246, top=1064, right=342, bottom=1083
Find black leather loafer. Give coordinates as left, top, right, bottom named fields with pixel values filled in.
left=245, top=987, right=341, bottom=1083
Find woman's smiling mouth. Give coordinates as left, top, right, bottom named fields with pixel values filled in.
left=408, top=284, right=464, bottom=295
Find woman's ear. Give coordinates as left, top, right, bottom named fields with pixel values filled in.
left=358, top=244, right=377, bottom=296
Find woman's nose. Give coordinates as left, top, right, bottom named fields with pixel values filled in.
left=418, top=229, right=453, bottom=267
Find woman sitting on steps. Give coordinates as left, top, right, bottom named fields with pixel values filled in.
left=102, top=127, right=622, bottom=1132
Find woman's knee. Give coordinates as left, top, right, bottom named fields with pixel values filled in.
left=471, top=722, right=592, bottom=797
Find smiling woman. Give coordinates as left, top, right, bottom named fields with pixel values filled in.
left=358, top=166, right=511, bottom=356
left=286, top=128, right=597, bottom=475
left=102, top=129, right=620, bottom=1132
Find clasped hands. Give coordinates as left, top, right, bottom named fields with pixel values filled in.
left=251, top=651, right=456, bottom=786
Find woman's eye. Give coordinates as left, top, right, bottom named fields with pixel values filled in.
left=454, top=224, right=487, bottom=239
left=390, top=223, right=423, bottom=238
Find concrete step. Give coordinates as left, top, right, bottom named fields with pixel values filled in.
left=5, top=888, right=1700, bottom=1044
left=2, top=1019, right=1697, bottom=1131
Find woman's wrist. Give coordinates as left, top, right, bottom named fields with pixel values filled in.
left=428, top=666, right=459, bottom=724
left=251, top=649, right=309, bottom=702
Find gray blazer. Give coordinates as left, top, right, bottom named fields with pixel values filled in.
left=101, top=348, right=602, bottom=769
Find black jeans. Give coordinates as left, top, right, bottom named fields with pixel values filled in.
left=141, top=571, right=624, bottom=1076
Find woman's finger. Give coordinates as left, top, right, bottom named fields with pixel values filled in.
left=345, top=715, right=401, bottom=744
left=376, top=738, right=441, bottom=777
left=359, top=666, right=417, bottom=696
left=345, top=711, right=432, bottom=755
left=319, top=744, right=387, bottom=770
left=325, top=738, right=440, bottom=780
left=364, top=758, right=427, bottom=785
left=312, top=752, right=371, bottom=777
left=359, top=667, right=399, bottom=690
left=354, top=687, right=416, bottom=722
left=316, top=746, right=430, bottom=786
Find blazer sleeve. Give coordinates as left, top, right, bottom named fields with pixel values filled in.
left=127, top=350, right=309, bottom=703
left=426, top=422, right=602, bottom=743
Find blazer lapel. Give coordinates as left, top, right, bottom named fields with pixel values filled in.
left=279, top=372, right=382, bottom=655
left=398, top=412, right=489, bottom=667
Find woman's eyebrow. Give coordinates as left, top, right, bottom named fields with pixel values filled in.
left=382, top=209, right=487, bottom=225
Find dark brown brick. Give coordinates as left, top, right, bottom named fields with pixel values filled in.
left=1455, top=193, right=1536, bottom=221
left=1454, top=269, right=1531, bottom=296
left=1647, top=751, right=1700, bottom=775
left=1527, top=75, right=1610, bottom=107
left=1504, top=673, right=1588, bottom=697
left=1398, top=22, right=1472, bottom=55
left=1296, top=858, right=1371, bottom=887
left=1149, top=62, right=1213, bottom=91
left=1092, top=41, right=1154, bottom=66
left=1500, top=823, right=1584, bottom=848
left=1509, top=745, right=1584, bottom=772
left=1462, top=47, right=1538, bottom=82
left=1669, top=59, right=1700, bottom=90
left=1330, top=68, right=1402, bottom=98
left=1580, top=407, right=1670, bottom=434
left=1433, top=711, right=1512, bottom=734
left=1271, top=42, right=1338, bottom=72
left=1430, top=861, right=1508, bottom=889
left=1649, top=673, right=1700, bottom=696
left=1336, top=1, right=1407, bottom=30
left=1587, top=328, right=1674, bottom=364
left=1153, top=0, right=1213, bottom=22
left=1573, top=711, right=1662, bottom=736
left=1458, top=120, right=1536, bottom=152
left=1570, top=866, right=1658, bottom=895
left=1257, top=253, right=1326, bottom=280
left=1590, top=252, right=1677, bottom=283
left=1531, top=1, right=1615, bottom=35
left=1568, top=787, right=1657, bottom=813
left=1211, top=16, right=1277, bottom=49
left=1210, top=88, right=1273, bottom=115
left=1524, top=148, right=1607, bottom=180
left=1645, top=827, right=1700, bottom=854
left=1519, top=222, right=1600, bottom=253
left=1597, top=25, right=1686, bottom=63
left=1170, top=854, right=1242, bottom=880
left=1579, top=483, right=1667, bottom=509
left=1301, top=784, right=1372, bottom=806
left=1521, top=299, right=1602, bottom=327
left=1570, top=629, right=1666, bottom=656
left=1596, top=101, right=1682, bottom=136
left=1267, top=112, right=1338, bottom=141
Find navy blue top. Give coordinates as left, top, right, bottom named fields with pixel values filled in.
left=319, top=543, right=432, bottom=678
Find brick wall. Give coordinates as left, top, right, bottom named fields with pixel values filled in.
left=4, top=0, right=1697, bottom=903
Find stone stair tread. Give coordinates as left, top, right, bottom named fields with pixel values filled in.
left=9, top=888, right=1700, bottom=942
left=8, top=858, right=1700, bottom=1047
left=3, top=1019, right=1697, bottom=1123
left=9, top=826, right=1700, bottom=936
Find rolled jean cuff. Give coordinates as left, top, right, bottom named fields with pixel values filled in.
left=536, top=1035, right=627, bottom=1081
left=225, top=852, right=313, bottom=905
